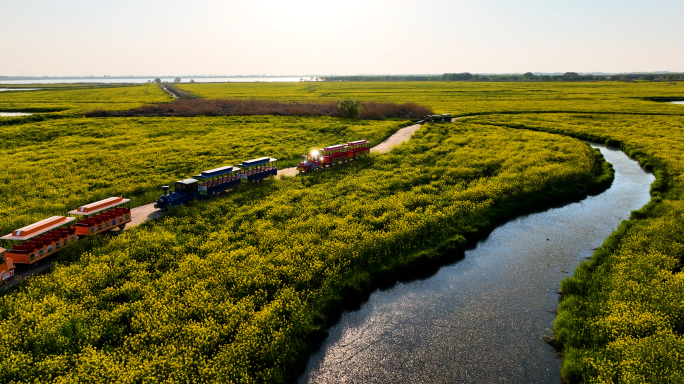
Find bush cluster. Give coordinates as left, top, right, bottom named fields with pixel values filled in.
left=85, top=98, right=432, bottom=120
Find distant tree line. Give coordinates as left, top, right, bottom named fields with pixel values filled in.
left=322, top=72, right=684, bottom=82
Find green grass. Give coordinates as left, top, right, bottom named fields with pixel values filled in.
left=178, top=81, right=684, bottom=116
left=0, top=123, right=606, bottom=383
left=0, top=115, right=404, bottom=236
left=463, top=112, right=684, bottom=383
left=2, top=81, right=684, bottom=382
left=0, top=84, right=171, bottom=125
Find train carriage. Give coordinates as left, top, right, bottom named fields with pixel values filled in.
left=193, top=165, right=241, bottom=197
left=238, top=157, right=278, bottom=182
left=1, top=216, right=77, bottom=265
left=69, top=196, right=132, bottom=236
left=347, top=140, right=370, bottom=158
left=321, top=144, right=348, bottom=165
left=297, top=139, right=370, bottom=173
left=0, top=248, right=14, bottom=282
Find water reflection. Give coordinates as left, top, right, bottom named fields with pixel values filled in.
left=0, top=88, right=41, bottom=92
left=300, top=145, right=654, bottom=384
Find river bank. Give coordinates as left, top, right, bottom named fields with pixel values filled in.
left=298, top=144, right=653, bottom=383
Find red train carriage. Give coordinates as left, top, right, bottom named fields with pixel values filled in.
left=347, top=140, right=370, bottom=158
left=69, top=196, right=132, bottom=237
left=0, top=247, right=14, bottom=282
left=297, top=139, right=370, bottom=173
left=1, top=216, right=77, bottom=265
left=321, top=144, right=348, bottom=165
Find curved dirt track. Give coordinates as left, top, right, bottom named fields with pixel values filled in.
left=1, top=120, right=441, bottom=289
left=129, top=122, right=426, bottom=230
left=276, top=123, right=422, bottom=178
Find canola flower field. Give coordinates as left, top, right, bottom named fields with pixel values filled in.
left=179, top=81, right=684, bottom=116
left=467, top=112, right=684, bottom=383
left=0, top=114, right=403, bottom=236
left=0, top=122, right=606, bottom=383
left=0, top=83, right=172, bottom=126
left=1, top=81, right=684, bottom=382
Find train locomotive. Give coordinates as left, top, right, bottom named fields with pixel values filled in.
left=297, top=140, right=370, bottom=173
left=154, top=157, right=278, bottom=210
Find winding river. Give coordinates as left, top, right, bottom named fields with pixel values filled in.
left=299, top=144, right=654, bottom=383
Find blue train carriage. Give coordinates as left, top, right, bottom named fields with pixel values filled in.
left=154, top=178, right=200, bottom=210
left=193, top=165, right=242, bottom=197
left=237, top=157, right=278, bottom=182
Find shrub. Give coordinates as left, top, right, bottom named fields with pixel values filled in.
left=336, top=99, right=364, bottom=119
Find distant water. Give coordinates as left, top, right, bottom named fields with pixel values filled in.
left=0, top=112, right=32, bottom=117
left=670, top=101, right=684, bottom=105
left=0, top=77, right=312, bottom=85
left=0, top=88, right=42, bottom=92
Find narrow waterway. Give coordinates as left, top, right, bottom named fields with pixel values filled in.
left=299, top=144, right=654, bottom=384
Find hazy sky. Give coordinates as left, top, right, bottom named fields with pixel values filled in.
left=2, top=0, right=683, bottom=76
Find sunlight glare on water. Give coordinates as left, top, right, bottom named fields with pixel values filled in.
left=299, top=145, right=654, bottom=384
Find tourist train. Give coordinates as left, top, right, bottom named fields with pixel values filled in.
left=0, top=140, right=370, bottom=279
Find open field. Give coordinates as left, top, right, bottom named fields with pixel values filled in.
left=0, top=84, right=171, bottom=125
left=0, top=122, right=607, bottom=383
left=1, top=81, right=684, bottom=382
left=179, top=81, right=684, bottom=116
left=467, top=112, right=684, bottom=383
left=0, top=115, right=405, bottom=235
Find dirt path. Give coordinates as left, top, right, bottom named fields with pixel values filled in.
left=371, top=123, right=421, bottom=154
left=129, top=123, right=428, bottom=229
left=159, top=84, right=178, bottom=98
left=277, top=122, right=424, bottom=178
left=1, top=119, right=445, bottom=290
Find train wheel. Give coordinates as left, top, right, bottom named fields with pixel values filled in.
left=118, top=223, right=126, bottom=230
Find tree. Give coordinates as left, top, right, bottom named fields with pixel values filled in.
left=154, top=78, right=161, bottom=83
left=337, top=99, right=363, bottom=119
left=562, top=72, right=580, bottom=81
left=442, top=72, right=473, bottom=81
left=189, top=79, right=195, bottom=83
left=174, top=77, right=181, bottom=83
left=522, top=72, right=535, bottom=80
left=640, top=74, right=655, bottom=81
left=666, top=74, right=676, bottom=81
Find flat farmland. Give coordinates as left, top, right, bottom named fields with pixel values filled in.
left=1, top=81, right=684, bottom=382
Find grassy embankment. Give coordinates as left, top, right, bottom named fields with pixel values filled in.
left=467, top=113, right=684, bottom=383
left=0, top=122, right=609, bottom=383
